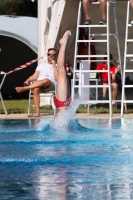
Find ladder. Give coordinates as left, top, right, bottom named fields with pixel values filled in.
left=72, top=0, right=122, bottom=117
left=121, top=0, right=133, bottom=117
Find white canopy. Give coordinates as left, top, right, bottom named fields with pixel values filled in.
left=0, top=15, right=37, bottom=53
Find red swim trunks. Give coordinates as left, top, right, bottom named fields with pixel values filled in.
left=54, top=96, right=71, bottom=108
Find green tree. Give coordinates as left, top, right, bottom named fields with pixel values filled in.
left=0, top=0, right=37, bottom=17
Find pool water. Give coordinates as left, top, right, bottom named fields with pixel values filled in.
left=0, top=118, right=133, bottom=200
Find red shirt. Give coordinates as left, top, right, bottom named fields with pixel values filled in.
left=96, top=63, right=117, bottom=83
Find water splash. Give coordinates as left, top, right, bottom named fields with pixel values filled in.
left=50, top=95, right=83, bottom=129
left=36, top=95, right=87, bottom=130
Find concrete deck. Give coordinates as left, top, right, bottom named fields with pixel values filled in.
left=0, top=113, right=133, bottom=119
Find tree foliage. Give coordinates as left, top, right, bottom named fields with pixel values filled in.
left=0, top=0, right=37, bottom=17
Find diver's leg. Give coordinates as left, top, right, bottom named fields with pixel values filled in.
left=56, top=30, right=71, bottom=101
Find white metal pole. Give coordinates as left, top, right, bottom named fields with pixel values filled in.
left=107, top=1, right=112, bottom=117
left=0, top=74, right=8, bottom=115
left=113, top=3, right=127, bottom=113
left=121, top=1, right=130, bottom=117
left=38, top=0, right=46, bottom=64
left=113, top=5, right=122, bottom=69
left=72, top=1, right=81, bottom=101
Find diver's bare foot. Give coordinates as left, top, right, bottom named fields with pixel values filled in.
left=15, top=87, right=26, bottom=93
left=59, top=30, right=71, bottom=46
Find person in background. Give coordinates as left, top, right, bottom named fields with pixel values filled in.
left=83, top=0, right=122, bottom=25
left=83, top=0, right=107, bottom=25
left=96, top=53, right=120, bottom=109
left=15, top=48, right=58, bottom=117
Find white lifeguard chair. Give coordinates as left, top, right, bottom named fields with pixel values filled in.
left=72, top=0, right=123, bottom=117
left=28, top=82, right=57, bottom=116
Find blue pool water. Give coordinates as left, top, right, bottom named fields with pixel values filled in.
left=0, top=118, right=133, bottom=200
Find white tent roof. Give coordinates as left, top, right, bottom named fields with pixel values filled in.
left=0, top=15, right=37, bottom=53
